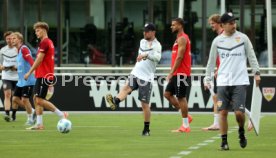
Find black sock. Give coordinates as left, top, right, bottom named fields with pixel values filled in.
left=144, top=122, right=150, bottom=131
left=12, top=109, right=17, bottom=120
left=239, top=127, right=245, bottom=133
left=221, top=134, right=228, bottom=143
left=114, top=97, right=121, bottom=105
left=239, top=127, right=245, bottom=138
left=5, top=110, right=10, bottom=116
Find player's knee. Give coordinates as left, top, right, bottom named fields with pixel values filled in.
left=22, top=98, right=30, bottom=105
left=12, top=96, right=19, bottom=103
left=35, top=97, right=44, bottom=105
left=164, top=92, right=171, bottom=99
left=4, top=91, right=12, bottom=98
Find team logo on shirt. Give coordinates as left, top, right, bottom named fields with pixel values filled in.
left=235, top=37, right=241, bottom=43
left=262, top=87, right=275, bottom=102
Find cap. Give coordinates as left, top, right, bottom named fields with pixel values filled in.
left=220, top=12, right=239, bottom=23
left=144, top=23, right=156, bottom=32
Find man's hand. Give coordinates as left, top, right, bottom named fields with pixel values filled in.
left=24, top=71, right=31, bottom=80
left=136, top=54, right=148, bottom=62
left=203, top=76, right=212, bottom=90
left=254, top=75, right=261, bottom=87
left=166, top=73, right=173, bottom=82
left=0, top=65, right=4, bottom=71
left=11, top=66, right=17, bottom=71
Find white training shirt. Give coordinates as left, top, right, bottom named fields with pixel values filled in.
left=0, top=45, right=18, bottom=81
left=205, top=31, right=259, bottom=86
left=131, top=38, right=162, bottom=82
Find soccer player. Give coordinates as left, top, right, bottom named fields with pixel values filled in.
left=0, top=31, right=18, bottom=122
left=204, top=12, right=261, bottom=150
left=106, top=23, right=161, bottom=136
left=24, top=21, right=68, bottom=130
left=164, top=18, right=192, bottom=133
left=11, top=32, right=36, bottom=125
left=202, top=14, right=223, bottom=131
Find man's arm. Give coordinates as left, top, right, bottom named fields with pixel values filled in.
left=0, top=48, right=4, bottom=70
left=244, top=35, right=261, bottom=86
left=166, top=36, right=186, bottom=81
left=204, top=39, right=217, bottom=86
left=145, top=43, right=162, bottom=62
left=170, top=36, right=186, bottom=74
left=22, top=47, right=34, bottom=66
left=24, top=52, right=45, bottom=80
left=244, top=35, right=260, bottom=74
left=137, top=41, right=162, bottom=62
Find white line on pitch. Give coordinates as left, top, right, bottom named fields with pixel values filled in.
left=178, top=151, right=192, bottom=155
left=188, top=146, right=200, bottom=150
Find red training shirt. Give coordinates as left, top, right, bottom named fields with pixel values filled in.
left=35, top=38, right=55, bottom=80
left=171, top=32, right=191, bottom=76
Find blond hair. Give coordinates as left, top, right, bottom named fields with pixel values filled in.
left=208, top=14, right=221, bottom=24
left=12, top=32, right=24, bottom=42
left=33, top=21, right=49, bottom=32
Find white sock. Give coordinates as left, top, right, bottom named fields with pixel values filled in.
left=182, top=117, right=190, bottom=128
left=214, top=114, right=219, bottom=126
left=27, top=114, right=32, bottom=121
left=32, top=108, right=35, bottom=113
left=54, top=108, right=63, bottom=118
left=36, top=115, right=43, bottom=125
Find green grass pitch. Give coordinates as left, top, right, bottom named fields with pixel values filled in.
left=0, top=113, right=275, bottom=158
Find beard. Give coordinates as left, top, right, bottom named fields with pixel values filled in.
left=172, top=29, right=178, bottom=34
left=145, top=37, right=151, bottom=40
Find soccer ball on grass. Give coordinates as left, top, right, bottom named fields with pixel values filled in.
left=57, top=119, right=72, bottom=134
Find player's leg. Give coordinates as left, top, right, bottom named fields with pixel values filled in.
left=164, top=76, right=179, bottom=108
left=12, top=86, right=24, bottom=122
left=232, top=85, right=247, bottom=148
left=106, top=75, right=136, bottom=110
left=141, top=102, right=151, bottom=136
left=217, top=86, right=230, bottom=150
left=212, top=94, right=220, bottom=128
left=219, top=109, right=229, bottom=150
left=168, top=76, right=192, bottom=133
left=2, top=80, right=12, bottom=122
left=21, top=86, right=36, bottom=125
left=10, top=81, right=17, bottom=121
left=27, top=78, right=67, bottom=130
left=202, top=94, right=220, bottom=131
left=34, top=78, right=67, bottom=119
left=138, top=79, right=152, bottom=136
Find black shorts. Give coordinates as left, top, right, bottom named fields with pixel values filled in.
left=2, top=80, right=17, bottom=91
left=13, top=86, right=34, bottom=98
left=128, top=75, right=152, bottom=104
left=34, top=78, right=52, bottom=99
left=217, top=85, right=247, bottom=112
left=165, top=75, right=190, bottom=98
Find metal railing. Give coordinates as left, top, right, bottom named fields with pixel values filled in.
left=54, top=66, right=276, bottom=76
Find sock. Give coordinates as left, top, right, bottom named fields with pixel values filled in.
left=114, top=97, right=121, bottom=105
left=182, top=117, right=190, bottom=128
left=239, top=127, right=245, bottom=138
left=144, top=122, right=150, bottom=131
left=32, top=108, right=35, bottom=114
left=213, top=114, right=219, bottom=126
left=36, top=115, right=43, bottom=125
left=5, top=110, right=10, bottom=116
left=12, top=109, right=17, bottom=120
left=54, top=108, right=64, bottom=118
left=221, top=134, right=228, bottom=143
left=27, top=114, right=32, bottom=121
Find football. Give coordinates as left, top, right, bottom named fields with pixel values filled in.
left=57, top=119, right=72, bottom=134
